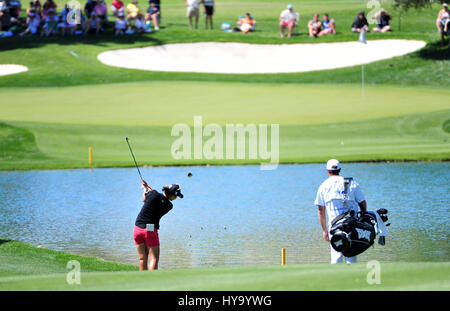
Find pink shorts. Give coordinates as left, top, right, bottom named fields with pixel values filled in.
left=281, top=21, right=294, bottom=28
left=133, top=225, right=160, bottom=247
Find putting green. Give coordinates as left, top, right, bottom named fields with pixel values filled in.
left=1, top=82, right=449, bottom=126
left=0, top=82, right=449, bottom=169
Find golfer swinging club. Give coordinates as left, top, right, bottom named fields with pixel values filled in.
left=314, top=159, right=367, bottom=264
left=133, top=179, right=183, bottom=270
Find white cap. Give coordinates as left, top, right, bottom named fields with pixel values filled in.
left=326, top=159, right=341, bottom=171
left=444, top=3, right=448, bottom=7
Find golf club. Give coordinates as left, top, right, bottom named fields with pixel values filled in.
left=125, top=136, right=144, bottom=181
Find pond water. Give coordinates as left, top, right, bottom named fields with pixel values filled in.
left=0, top=163, right=448, bottom=269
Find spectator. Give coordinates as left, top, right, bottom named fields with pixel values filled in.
left=42, top=0, right=56, bottom=19
left=0, top=0, right=11, bottom=30
left=372, top=8, right=392, bottom=33
left=279, top=4, right=298, bottom=38
left=237, top=12, right=256, bottom=34
left=9, top=0, right=20, bottom=24
left=41, top=7, right=58, bottom=36
left=127, top=0, right=140, bottom=24
left=203, top=0, right=213, bottom=30
left=27, top=0, right=42, bottom=17
left=93, top=0, right=107, bottom=35
left=185, top=0, right=199, bottom=30
left=351, top=11, right=369, bottom=33
left=58, top=3, right=72, bottom=36
left=114, top=10, right=126, bottom=35
left=62, top=4, right=85, bottom=35
left=308, top=13, right=322, bottom=37
left=20, top=10, right=40, bottom=35
left=84, top=11, right=97, bottom=34
left=84, top=0, right=96, bottom=18
left=436, top=3, right=449, bottom=33
left=145, top=0, right=159, bottom=30
left=135, top=11, right=146, bottom=32
left=318, top=13, right=336, bottom=36
left=111, top=0, right=124, bottom=17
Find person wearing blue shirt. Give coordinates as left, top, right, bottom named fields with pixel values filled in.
left=318, top=13, right=335, bottom=36
left=372, top=8, right=392, bottom=33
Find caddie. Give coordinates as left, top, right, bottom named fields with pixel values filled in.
left=314, top=159, right=367, bottom=264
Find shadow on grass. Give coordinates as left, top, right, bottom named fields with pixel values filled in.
left=416, top=40, right=450, bottom=60
left=0, top=22, right=163, bottom=52
left=0, top=239, right=12, bottom=246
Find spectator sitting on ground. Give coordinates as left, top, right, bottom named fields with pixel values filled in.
left=9, top=0, right=21, bottom=25
left=135, top=11, right=146, bottom=32
left=111, top=0, right=124, bottom=17
left=318, top=13, right=335, bottom=36
left=351, top=11, right=369, bottom=33
left=203, top=0, right=214, bottom=30
left=127, top=0, right=140, bottom=23
left=185, top=0, right=200, bottom=30
left=41, top=7, right=58, bottom=36
left=237, top=12, right=256, bottom=34
left=20, top=10, right=40, bottom=35
left=58, top=3, right=73, bottom=36
left=84, top=11, right=97, bottom=34
left=42, top=0, right=56, bottom=19
left=93, top=0, right=107, bottom=35
left=308, top=13, right=322, bottom=37
left=0, top=0, right=12, bottom=31
left=145, top=0, right=159, bottom=30
left=27, top=0, right=41, bottom=17
left=114, top=10, right=126, bottom=34
left=84, top=0, right=96, bottom=18
left=279, top=4, right=298, bottom=38
left=372, top=8, right=392, bottom=33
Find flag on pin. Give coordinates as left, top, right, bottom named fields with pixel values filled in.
left=358, top=30, right=367, bottom=44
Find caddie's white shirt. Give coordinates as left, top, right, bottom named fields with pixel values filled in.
left=314, top=175, right=365, bottom=228
left=280, top=9, right=298, bottom=23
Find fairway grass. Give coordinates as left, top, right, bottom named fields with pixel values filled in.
left=0, top=240, right=448, bottom=290
left=0, top=82, right=449, bottom=169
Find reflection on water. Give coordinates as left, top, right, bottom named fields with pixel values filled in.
left=0, top=163, right=448, bottom=268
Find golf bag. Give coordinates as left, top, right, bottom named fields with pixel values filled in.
left=329, top=178, right=390, bottom=257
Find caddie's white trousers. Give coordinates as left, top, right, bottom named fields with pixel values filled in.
left=330, top=245, right=357, bottom=264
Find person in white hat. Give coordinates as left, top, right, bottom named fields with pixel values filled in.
left=436, top=3, right=449, bottom=39
left=314, top=159, right=367, bottom=264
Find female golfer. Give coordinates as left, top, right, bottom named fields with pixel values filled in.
left=133, top=179, right=183, bottom=270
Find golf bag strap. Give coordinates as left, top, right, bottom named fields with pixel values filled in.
left=343, top=177, right=353, bottom=213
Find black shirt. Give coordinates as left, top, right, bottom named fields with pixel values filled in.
left=352, top=16, right=368, bottom=29
left=378, top=14, right=391, bottom=27
left=149, top=0, right=160, bottom=8
left=135, top=190, right=173, bottom=230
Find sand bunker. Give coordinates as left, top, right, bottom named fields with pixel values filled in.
left=97, top=40, right=426, bottom=74
left=0, top=64, right=28, bottom=76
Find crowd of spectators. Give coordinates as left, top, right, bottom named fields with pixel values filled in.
left=0, top=0, right=162, bottom=36
left=2, top=1, right=446, bottom=39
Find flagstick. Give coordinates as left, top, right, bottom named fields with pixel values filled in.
left=362, top=63, right=365, bottom=98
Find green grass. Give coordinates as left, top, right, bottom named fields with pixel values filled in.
left=0, top=0, right=449, bottom=169
left=0, top=82, right=449, bottom=169
left=0, top=0, right=449, bottom=88
left=1, top=239, right=448, bottom=290
left=0, top=239, right=137, bottom=278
